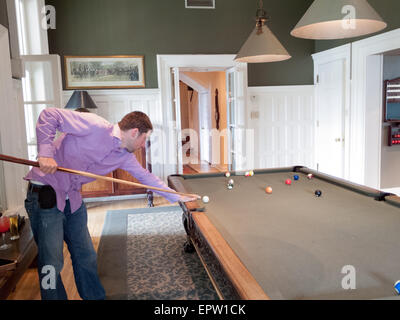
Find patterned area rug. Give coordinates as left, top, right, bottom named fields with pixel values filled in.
left=97, top=206, right=218, bottom=300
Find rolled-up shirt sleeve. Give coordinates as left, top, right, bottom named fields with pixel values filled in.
left=120, top=153, right=180, bottom=203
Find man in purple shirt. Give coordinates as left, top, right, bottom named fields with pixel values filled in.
left=24, top=108, right=193, bottom=300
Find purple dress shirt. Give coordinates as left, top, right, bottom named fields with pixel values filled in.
left=24, top=108, right=180, bottom=213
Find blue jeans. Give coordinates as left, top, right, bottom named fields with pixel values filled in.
left=24, top=187, right=105, bottom=300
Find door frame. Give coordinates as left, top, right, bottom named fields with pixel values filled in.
left=179, top=71, right=210, bottom=165
left=351, top=28, right=400, bottom=188
left=157, top=54, right=246, bottom=178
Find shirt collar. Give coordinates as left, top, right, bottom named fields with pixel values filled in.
left=112, top=124, right=123, bottom=149
left=112, top=124, right=122, bottom=139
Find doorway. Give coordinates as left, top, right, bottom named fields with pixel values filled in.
left=179, top=71, right=228, bottom=174
left=157, top=55, right=248, bottom=179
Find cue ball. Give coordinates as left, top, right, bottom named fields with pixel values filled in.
left=202, top=196, right=210, bottom=203
left=227, top=183, right=234, bottom=190
left=285, top=179, right=292, bottom=185
left=225, top=172, right=231, bottom=178
left=265, top=186, right=272, bottom=194
left=307, top=174, right=313, bottom=179
left=314, top=190, right=322, bottom=197
left=228, top=179, right=234, bottom=185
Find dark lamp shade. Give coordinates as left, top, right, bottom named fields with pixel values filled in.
left=65, top=91, right=98, bottom=109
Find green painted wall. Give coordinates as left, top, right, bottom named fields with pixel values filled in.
left=46, top=0, right=315, bottom=88
left=315, top=0, right=400, bottom=53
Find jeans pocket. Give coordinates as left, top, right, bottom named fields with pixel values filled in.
left=24, top=197, right=34, bottom=215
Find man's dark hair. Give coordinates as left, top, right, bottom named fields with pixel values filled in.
left=118, top=111, right=153, bottom=134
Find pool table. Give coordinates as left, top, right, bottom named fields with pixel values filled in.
left=168, top=166, right=400, bottom=300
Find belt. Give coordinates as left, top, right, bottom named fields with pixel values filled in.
left=28, top=182, right=46, bottom=193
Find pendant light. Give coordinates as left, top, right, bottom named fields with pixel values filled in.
left=235, top=0, right=291, bottom=63
left=291, top=0, right=387, bottom=40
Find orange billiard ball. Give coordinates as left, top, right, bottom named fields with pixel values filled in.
left=265, top=186, right=273, bottom=194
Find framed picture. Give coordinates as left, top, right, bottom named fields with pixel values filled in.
left=64, top=55, right=145, bottom=89
left=185, top=0, right=215, bottom=9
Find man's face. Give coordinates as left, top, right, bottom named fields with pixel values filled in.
left=125, top=129, right=151, bottom=153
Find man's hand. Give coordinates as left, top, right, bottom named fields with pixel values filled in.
left=179, top=195, right=198, bottom=203
left=38, top=157, right=58, bottom=174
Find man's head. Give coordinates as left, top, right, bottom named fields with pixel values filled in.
left=118, top=111, right=153, bottom=153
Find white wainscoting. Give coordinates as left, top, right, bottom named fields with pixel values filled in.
left=247, top=86, right=316, bottom=170
left=62, top=89, right=165, bottom=180
left=63, top=85, right=316, bottom=181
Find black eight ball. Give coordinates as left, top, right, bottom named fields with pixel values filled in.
left=315, top=190, right=322, bottom=197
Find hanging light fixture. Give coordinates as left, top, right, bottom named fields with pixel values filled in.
left=291, top=0, right=387, bottom=40
left=235, top=0, right=291, bottom=63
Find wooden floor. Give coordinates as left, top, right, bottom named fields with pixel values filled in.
left=7, top=196, right=171, bottom=300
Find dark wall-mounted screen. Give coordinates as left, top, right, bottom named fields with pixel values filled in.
left=386, top=102, right=400, bottom=121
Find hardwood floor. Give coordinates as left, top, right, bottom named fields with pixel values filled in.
left=7, top=196, right=171, bottom=300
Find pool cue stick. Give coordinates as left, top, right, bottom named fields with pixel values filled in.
left=0, top=154, right=201, bottom=200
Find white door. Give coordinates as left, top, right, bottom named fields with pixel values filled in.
left=21, top=54, right=63, bottom=161
left=198, top=91, right=211, bottom=164
left=171, top=67, right=183, bottom=174
left=315, top=59, right=346, bottom=178
left=226, top=63, right=248, bottom=171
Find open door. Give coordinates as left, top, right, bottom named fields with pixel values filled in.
left=198, top=90, right=212, bottom=165
left=226, top=62, right=248, bottom=171
left=21, top=54, right=63, bottom=161
left=171, top=67, right=183, bottom=174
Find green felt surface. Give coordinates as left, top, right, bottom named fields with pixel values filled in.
left=178, top=169, right=400, bottom=300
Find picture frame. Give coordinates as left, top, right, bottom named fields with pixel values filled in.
left=64, top=55, right=145, bottom=89
left=185, top=0, right=215, bottom=9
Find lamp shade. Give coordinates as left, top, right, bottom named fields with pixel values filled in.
left=235, top=24, right=291, bottom=63
left=65, top=91, right=98, bottom=109
left=291, top=0, right=387, bottom=40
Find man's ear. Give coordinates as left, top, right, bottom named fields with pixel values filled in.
left=131, top=128, right=139, bottom=138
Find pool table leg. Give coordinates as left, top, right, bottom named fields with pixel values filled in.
left=182, top=213, right=195, bottom=253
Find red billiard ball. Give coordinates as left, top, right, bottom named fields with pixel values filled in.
left=285, top=179, right=292, bottom=185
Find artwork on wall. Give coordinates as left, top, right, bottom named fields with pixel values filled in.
left=185, top=0, right=215, bottom=9
left=64, top=55, right=145, bottom=89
